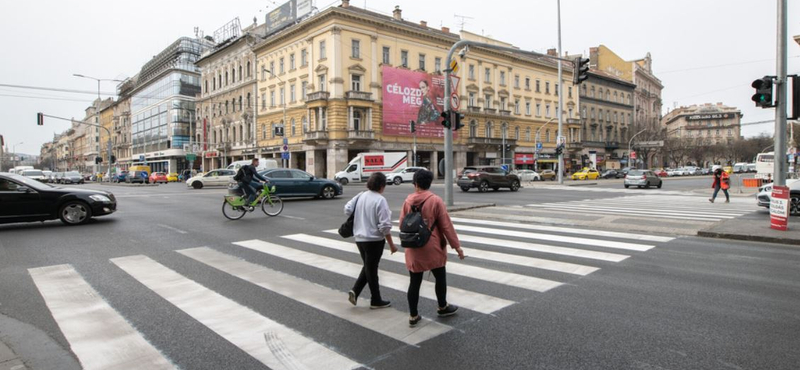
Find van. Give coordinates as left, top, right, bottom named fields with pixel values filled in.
left=335, top=152, right=408, bottom=185
left=733, top=162, right=747, bottom=173
left=226, top=158, right=278, bottom=172
left=126, top=165, right=152, bottom=184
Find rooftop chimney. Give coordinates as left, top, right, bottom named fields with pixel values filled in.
left=341, top=0, right=349, bottom=8
left=547, top=48, right=557, bottom=56
left=393, top=6, right=402, bottom=20
left=441, top=26, right=450, bottom=33
left=420, top=20, right=427, bottom=28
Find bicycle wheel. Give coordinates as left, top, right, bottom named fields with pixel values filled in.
left=261, top=195, right=284, bottom=216
left=222, top=200, right=247, bottom=220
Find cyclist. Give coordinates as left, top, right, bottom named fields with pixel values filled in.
left=235, top=158, right=268, bottom=211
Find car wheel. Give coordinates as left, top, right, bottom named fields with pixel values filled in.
left=321, top=185, right=336, bottom=199
left=393, top=177, right=402, bottom=185
left=478, top=181, right=489, bottom=192
left=339, top=178, right=349, bottom=186
left=510, top=180, right=520, bottom=192
left=657, top=182, right=662, bottom=189
left=792, top=196, right=800, bottom=216
left=59, top=201, right=92, bottom=225
left=192, top=182, right=203, bottom=189
left=624, top=185, right=630, bottom=188
left=645, top=183, right=650, bottom=189
left=637, top=186, right=643, bottom=189
left=460, top=186, right=470, bottom=192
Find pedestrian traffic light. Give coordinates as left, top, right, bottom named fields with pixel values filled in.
left=110, top=155, right=117, bottom=164
left=410, top=120, right=416, bottom=133
left=452, top=111, right=465, bottom=131
left=572, top=57, right=590, bottom=85
left=37, top=112, right=44, bottom=126
left=555, top=143, right=564, bottom=156
left=751, top=77, right=774, bottom=108
left=440, top=111, right=451, bottom=129
left=95, top=156, right=102, bottom=164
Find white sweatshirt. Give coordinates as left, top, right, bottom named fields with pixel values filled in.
left=344, top=191, right=393, bottom=242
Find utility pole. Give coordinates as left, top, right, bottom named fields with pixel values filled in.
left=556, top=0, right=565, bottom=184
left=774, top=0, right=788, bottom=186
left=73, top=74, right=121, bottom=179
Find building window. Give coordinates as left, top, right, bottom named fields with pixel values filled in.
left=269, top=61, right=275, bottom=76
left=526, top=102, right=531, bottom=115
left=352, top=110, right=362, bottom=131
left=545, top=104, right=551, bottom=118
left=262, top=124, right=266, bottom=139
left=351, top=74, right=362, bottom=91
left=351, top=39, right=360, bottom=58
left=591, top=108, right=595, bottom=119
left=500, top=71, right=506, bottom=86
left=279, top=58, right=284, bottom=74
left=555, top=83, right=559, bottom=96
left=545, top=82, right=550, bottom=94
left=468, top=92, right=476, bottom=107
left=225, top=72, right=228, bottom=86
left=526, top=128, right=531, bottom=142
left=318, top=74, right=326, bottom=92
left=484, top=68, right=491, bottom=83
left=514, top=99, right=520, bottom=114
left=484, top=94, right=492, bottom=109
left=290, top=85, right=296, bottom=103
left=401, top=50, right=408, bottom=68
left=486, top=121, right=494, bottom=138
left=598, top=88, right=603, bottom=100
left=525, top=77, right=531, bottom=90
left=514, top=75, right=520, bottom=88
left=247, top=61, right=251, bottom=77
left=435, top=57, right=441, bottom=73
left=500, top=97, right=507, bottom=110
left=419, top=54, right=426, bottom=71
left=280, top=88, right=285, bottom=106
left=469, top=65, right=475, bottom=79
left=568, top=86, right=573, bottom=98
left=302, top=116, right=308, bottom=133
left=546, top=129, right=551, bottom=142
left=320, top=40, right=326, bottom=59
left=515, top=127, right=520, bottom=140
left=204, top=80, right=208, bottom=93
left=536, top=80, right=541, bottom=93
left=320, top=109, right=327, bottom=130
left=247, top=93, right=251, bottom=107
left=382, top=46, right=390, bottom=64
left=301, top=81, right=308, bottom=100
left=301, top=49, right=308, bottom=66
left=261, top=94, right=266, bottom=110
left=270, top=91, right=275, bottom=107
left=536, top=103, right=541, bottom=116
left=469, top=120, right=478, bottom=138
left=290, top=54, right=295, bottom=70
left=232, top=68, right=236, bottom=83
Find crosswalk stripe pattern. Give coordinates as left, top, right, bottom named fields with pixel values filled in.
left=28, top=264, right=175, bottom=370
left=28, top=218, right=672, bottom=368
left=110, top=255, right=362, bottom=370
left=530, top=194, right=755, bottom=222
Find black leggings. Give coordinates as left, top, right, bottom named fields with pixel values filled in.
left=352, top=240, right=385, bottom=304
left=408, top=267, right=447, bottom=317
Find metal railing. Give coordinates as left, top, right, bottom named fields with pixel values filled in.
left=306, top=91, right=330, bottom=102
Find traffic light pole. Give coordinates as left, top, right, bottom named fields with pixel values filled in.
left=774, top=0, right=788, bottom=186
left=37, top=113, right=113, bottom=180
left=556, top=0, right=565, bottom=184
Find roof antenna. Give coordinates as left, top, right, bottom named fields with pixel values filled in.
left=454, top=14, right=473, bottom=31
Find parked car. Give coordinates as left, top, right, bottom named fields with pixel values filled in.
left=701, top=168, right=711, bottom=175
left=167, top=173, right=180, bottom=182
left=683, top=166, right=701, bottom=176
left=624, top=170, right=663, bottom=189
left=186, top=169, right=236, bottom=189
left=59, top=171, right=85, bottom=184
left=571, top=168, right=600, bottom=181
left=757, top=180, right=800, bottom=214
left=0, top=173, right=116, bottom=225
left=600, top=169, right=623, bottom=179
left=149, top=172, right=169, bottom=184
left=112, top=171, right=128, bottom=183
left=539, top=169, right=557, bottom=181
left=42, top=171, right=53, bottom=183
left=386, top=167, right=427, bottom=185
left=21, top=169, right=47, bottom=182
left=652, top=169, right=668, bottom=177
left=513, top=170, right=541, bottom=182
left=257, top=168, right=343, bottom=199
left=457, top=166, right=521, bottom=192
left=620, top=167, right=632, bottom=176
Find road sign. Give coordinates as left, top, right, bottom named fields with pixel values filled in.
left=186, top=154, right=197, bottom=161
left=450, top=59, right=459, bottom=74
left=771, top=185, right=789, bottom=231
left=501, top=164, right=509, bottom=172
left=451, top=94, right=460, bottom=110
left=282, top=144, right=289, bottom=152
left=281, top=152, right=290, bottom=160
left=138, top=155, right=145, bottom=162
left=630, top=151, right=637, bottom=160
left=283, top=138, right=289, bottom=145
left=536, top=142, right=543, bottom=150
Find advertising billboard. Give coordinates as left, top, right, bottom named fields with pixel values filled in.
left=296, top=0, right=313, bottom=19
left=266, top=1, right=295, bottom=35
left=382, top=66, right=459, bottom=138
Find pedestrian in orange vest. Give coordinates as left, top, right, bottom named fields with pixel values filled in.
left=709, top=167, right=730, bottom=203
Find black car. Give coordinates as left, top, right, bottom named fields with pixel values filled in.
left=457, top=166, right=521, bottom=192
left=600, top=170, right=624, bottom=179
left=257, top=168, right=343, bottom=199
left=59, top=171, right=85, bottom=184
left=0, top=173, right=117, bottom=225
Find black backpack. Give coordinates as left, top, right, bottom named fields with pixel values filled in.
left=233, top=167, right=245, bottom=182
left=399, top=199, right=436, bottom=248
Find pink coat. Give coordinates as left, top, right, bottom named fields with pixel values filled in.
left=399, top=191, right=461, bottom=273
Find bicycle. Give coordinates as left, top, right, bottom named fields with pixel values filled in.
left=222, top=182, right=284, bottom=220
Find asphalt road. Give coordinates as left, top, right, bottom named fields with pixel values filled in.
left=0, top=179, right=797, bottom=370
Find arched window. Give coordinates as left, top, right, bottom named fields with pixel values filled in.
left=501, top=122, right=508, bottom=139
left=545, top=129, right=551, bottom=142
left=204, top=80, right=208, bottom=93
left=212, top=130, right=217, bottom=144
left=606, top=91, right=610, bottom=100
left=469, top=120, right=478, bottom=138
left=582, top=107, right=587, bottom=119
left=590, top=86, right=595, bottom=98
left=515, top=126, right=520, bottom=141
left=597, top=88, right=603, bottom=100
left=238, top=65, right=243, bottom=82
left=627, top=94, right=632, bottom=105
left=247, top=93, right=251, bottom=108
left=291, top=118, right=296, bottom=136
left=225, top=101, right=229, bottom=114
left=247, top=61, right=251, bottom=77
left=225, top=72, right=228, bottom=86
left=238, top=96, right=243, bottom=111
left=485, top=121, right=494, bottom=138
left=231, top=68, right=236, bottom=83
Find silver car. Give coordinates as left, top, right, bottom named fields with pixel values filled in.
left=757, top=180, right=800, bottom=208
left=624, top=170, right=663, bottom=189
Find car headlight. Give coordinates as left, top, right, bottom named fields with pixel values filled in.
left=89, top=195, right=111, bottom=202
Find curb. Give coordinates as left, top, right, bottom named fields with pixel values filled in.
left=696, top=230, right=800, bottom=246
left=448, top=203, right=495, bottom=213
left=567, top=182, right=598, bottom=187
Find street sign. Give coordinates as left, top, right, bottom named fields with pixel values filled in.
left=451, top=94, right=460, bottom=110
left=138, top=155, right=145, bottom=162
left=630, top=151, right=637, bottom=160
left=186, top=153, right=197, bottom=161
left=281, top=152, right=290, bottom=160
left=536, top=142, right=543, bottom=151
left=637, top=140, right=664, bottom=148
left=771, top=185, right=789, bottom=231
left=501, top=164, right=509, bottom=172
left=282, top=144, right=289, bottom=152
left=450, top=59, right=459, bottom=74
left=283, top=138, right=289, bottom=145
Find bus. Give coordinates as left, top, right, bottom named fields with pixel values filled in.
left=754, top=152, right=794, bottom=180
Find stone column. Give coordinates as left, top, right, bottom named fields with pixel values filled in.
left=431, top=150, right=439, bottom=180
left=327, top=144, right=347, bottom=180
left=455, top=150, right=467, bottom=174
left=331, top=27, right=343, bottom=99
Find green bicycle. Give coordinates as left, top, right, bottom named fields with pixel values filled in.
left=222, top=182, right=284, bottom=220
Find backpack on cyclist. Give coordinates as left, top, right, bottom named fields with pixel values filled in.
left=399, top=199, right=435, bottom=248
left=233, top=167, right=245, bottom=182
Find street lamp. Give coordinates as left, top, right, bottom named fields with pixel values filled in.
left=12, top=142, right=23, bottom=168
left=265, top=69, right=288, bottom=168
left=73, top=74, right=123, bottom=179
left=629, top=129, right=647, bottom=169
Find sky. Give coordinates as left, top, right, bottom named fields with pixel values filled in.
left=0, top=0, right=798, bottom=156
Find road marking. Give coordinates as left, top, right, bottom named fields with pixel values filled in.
left=278, top=215, right=306, bottom=221
left=232, top=239, right=514, bottom=314
left=457, top=234, right=629, bottom=262
left=177, top=247, right=451, bottom=345
left=111, top=255, right=361, bottom=370
left=453, top=225, right=655, bottom=252
left=532, top=205, right=733, bottom=220
left=448, top=218, right=675, bottom=243
left=157, top=224, right=188, bottom=234
left=285, top=234, right=561, bottom=293
left=536, top=202, right=750, bottom=216
left=28, top=264, right=175, bottom=370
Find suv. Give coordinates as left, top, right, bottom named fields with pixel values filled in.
left=457, top=166, right=521, bottom=192
left=624, top=170, right=663, bottom=189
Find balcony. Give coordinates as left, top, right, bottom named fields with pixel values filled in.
left=467, top=137, right=516, bottom=146
left=467, top=106, right=481, bottom=113
left=483, top=108, right=497, bottom=115
left=498, top=109, right=512, bottom=116
left=347, top=130, right=375, bottom=140
left=303, top=131, right=329, bottom=142
left=566, top=142, right=583, bottom=150
left=605, top=141, right=620, bottom=150
left=346, top=91, right=373, bottom=101
left=306, top=91, right=330, bottom=102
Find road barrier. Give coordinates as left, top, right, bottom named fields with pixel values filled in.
left=742, top=178, right=763, bottom=188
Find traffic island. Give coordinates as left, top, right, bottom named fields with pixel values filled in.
left=697, top=217, right=800, bottom=246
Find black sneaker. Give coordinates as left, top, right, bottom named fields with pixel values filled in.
left=437, top=304, right=459, bottom=317
left=409, top=315, right=422, bottom=327
left=370, top=300, right=391, bottom=309
left=348, top=290, right=357, bottom=306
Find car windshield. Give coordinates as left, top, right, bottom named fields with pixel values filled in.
left=66, top=171, right=80, bottom=176
left=628, top=170, right=645, bottom=176
left=22, top=170, right=44, bottom=176
left=6, top=174, right=52, bottom=190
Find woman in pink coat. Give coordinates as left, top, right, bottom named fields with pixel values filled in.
left=399, top=169, right=465, bottom=327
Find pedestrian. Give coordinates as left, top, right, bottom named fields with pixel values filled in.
left=709, top=167, right=730, bottom=203
left=344, top=172, right=397, bottom=309
left=400, top=169, right=465, bottom=327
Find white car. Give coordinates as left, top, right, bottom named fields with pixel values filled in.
left=513, top=170, right=541, bottom=182
left=756, top=179, right=800, bottom=209
left=386, top=167, right=426, bottom=185
left=186, top=169, right=236, bottom=189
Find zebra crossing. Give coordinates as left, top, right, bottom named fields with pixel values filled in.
left=530, top=194, right=756, bottom=222
left=28, top=218, right=674, bottom=370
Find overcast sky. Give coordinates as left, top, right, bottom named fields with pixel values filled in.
left=1, top=0, right=798, bottom=156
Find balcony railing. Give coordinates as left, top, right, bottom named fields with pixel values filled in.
left=346, top=91, right=373, bottom=101
left=467, top=137, right=516, bottom=146
left=498, top=109, right=512, bottom=116
left=347, top=130, right=375, bottom=140
left=467, top=106, right=481, bottom=113
left=303, top=131, right=329, bottom=141
left=306, top=91, right=330, bottom=102
left=483, top=108, right=497, bottom=114
left=605, top=141, right=620, bottom=149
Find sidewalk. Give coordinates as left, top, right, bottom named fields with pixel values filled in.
left=698, top=215, right=800, bottom=246
left=0, top=340, right=27, bottom=370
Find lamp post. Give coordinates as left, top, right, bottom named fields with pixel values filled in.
left=556, top=0, right=565, bottom=184
left=265, top=69, right=288, bottom=168
left=629, top=129, right=647, bottom=169
left=73, top=74, right=122, bottom=179
left=12, top=142, right=23, bottom=168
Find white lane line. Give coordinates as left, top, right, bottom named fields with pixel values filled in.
left=177, top=247, right=451, bottom=345
left=534, top=204, right=744, bottom=218
left=448, top=218, right=675, bottom=243
left=454, top=225, right=655, bottom=252
left=532, top=205, right=730, bottom=220
left=283, top=234, right=562, bottom=293
left=538, top=201, right=753, bottom=215
left=458, top=234, right=629, bottom=262
left=232, top=239, right=514, bottom=314
left=157, top=224, right=188, bottom=234
left=28, top=264, right=175, bottom=370
left=278, top=215, right=306, bottom=221
left=111, top=255, right=361, bottom=370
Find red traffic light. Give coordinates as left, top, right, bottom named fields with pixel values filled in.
left=37, top=112, right=44, bottom=126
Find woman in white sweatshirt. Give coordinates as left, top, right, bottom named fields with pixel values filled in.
left=343, top=172, right=397, bottom=308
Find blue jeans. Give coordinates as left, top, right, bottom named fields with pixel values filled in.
left=239, top=181, right=257, bottom=204
left=712, top=186, right=729, bottom=201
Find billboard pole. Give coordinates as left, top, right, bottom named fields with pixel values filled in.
left=774, top=0, right=788, bottom=186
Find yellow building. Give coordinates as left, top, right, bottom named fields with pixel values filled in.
left=99, top=102, right=115, bottom=166
left=251, top=2, right=579, bottom=179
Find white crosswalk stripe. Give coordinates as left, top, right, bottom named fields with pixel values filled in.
left=27, top=219, right=671, bottom=367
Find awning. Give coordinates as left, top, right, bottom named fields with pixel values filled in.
left=538, top=159, right=558, bottom=163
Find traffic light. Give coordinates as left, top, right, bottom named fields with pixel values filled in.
left=410, top=120, right=416, bottom=133
left=110, top=155, right=117, bottom=164
left=452, top=111, right=465, bottom=131
left=555, top=143, right=564, bottom=156
left=791, top=75, right=800, bottom=120
left=751, top=77, right=774, bottom=108
left=505, top=144, right=511, bottom=152
left=0, top=134, right=4, bottom=146
left=440, top=111, right=451, bottom=129
left=573, top=57, right=590, bottom=85
left=37, top=112, right=44, bottom=126
left=95, top=156, right=103, bottom=164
